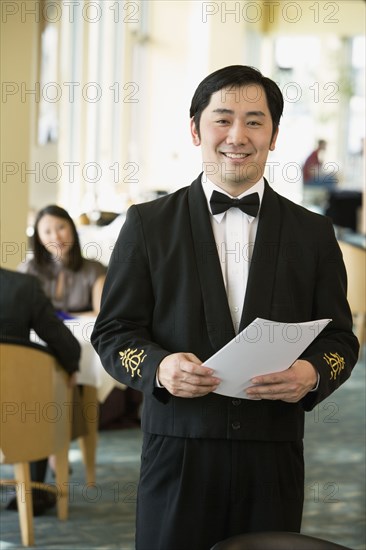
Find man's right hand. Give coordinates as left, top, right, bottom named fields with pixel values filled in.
left=157, top=353, right=221, bottom=398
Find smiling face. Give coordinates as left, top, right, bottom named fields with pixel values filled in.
left=190, top=84, right=279, bottom=196
left=37, top=214, right=74, bottom=262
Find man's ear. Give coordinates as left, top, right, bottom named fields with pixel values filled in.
left=269, top=127, right=279, bottom=151
left=190, top=117, right=201, bottom=146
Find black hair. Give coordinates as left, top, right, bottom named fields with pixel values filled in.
left=33, top=204, right=83, bottom=272
left=189, top=65, right=284, bottom=141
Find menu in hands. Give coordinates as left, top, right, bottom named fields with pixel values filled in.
left=203, top=317, right=331, bottom=399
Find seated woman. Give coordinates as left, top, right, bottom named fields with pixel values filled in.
left=18, top=205, right=107, bottom=315
left=18, top=205, right=108, bottom=483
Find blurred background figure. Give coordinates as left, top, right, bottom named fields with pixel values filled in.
left=302, top=139, right=337, bottom=188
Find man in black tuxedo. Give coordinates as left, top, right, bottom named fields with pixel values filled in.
left=91, top=66, right=359, bottom=550
left=0, top=268, right=80, bottom=515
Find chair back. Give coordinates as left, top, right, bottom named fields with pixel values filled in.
left=0, top=342, right=71, bottom=464
left=338, top=240, right=366, bottom=315
left=338, top=239, right=366, bottom=345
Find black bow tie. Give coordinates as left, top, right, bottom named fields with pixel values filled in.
left=210, top=190, right=260, bottom=217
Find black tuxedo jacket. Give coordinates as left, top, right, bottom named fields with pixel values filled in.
left=92, top=177, right=359, bottom=441
left=0, top=268, right=80, bottom=373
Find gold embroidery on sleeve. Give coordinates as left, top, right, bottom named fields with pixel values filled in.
left=323, top=352, right=345, bottom=380
left=119, top=348, right=146, bottom=378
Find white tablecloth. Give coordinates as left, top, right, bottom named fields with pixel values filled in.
left=31, top=316, right=125, bottom=402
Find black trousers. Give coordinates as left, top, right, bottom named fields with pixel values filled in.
left=136, top=435, right=304, bottom=550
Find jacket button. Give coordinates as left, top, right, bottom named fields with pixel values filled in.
left=231, top=421, right=241, bottom=430
left=232, top=399, right=241, bottom=406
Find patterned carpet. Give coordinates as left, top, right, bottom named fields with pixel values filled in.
left=1, top=350, right=365, bottom=550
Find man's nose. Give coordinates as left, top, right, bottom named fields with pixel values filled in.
left=226, top=122, right=248, bottom=146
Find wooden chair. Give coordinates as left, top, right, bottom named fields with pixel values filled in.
left=78, top=384, right=99, bottom=485
left=0, top=341, right=72, bottom=546
left=338, top=240, right=366, bottom=346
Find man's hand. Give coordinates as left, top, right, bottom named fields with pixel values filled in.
left=245, top=359, right=318, bottom=403
left=157, top=353, right=221, bottom=398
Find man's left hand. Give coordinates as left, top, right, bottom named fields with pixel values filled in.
left=245, top=359, right=318, bottom=403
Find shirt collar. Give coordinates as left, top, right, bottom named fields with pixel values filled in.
left=201, top=174, right=265, bottom=223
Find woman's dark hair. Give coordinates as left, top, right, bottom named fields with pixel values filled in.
left=189, top=65, right=284, bottom=141
left=33, top=205, right=83, bottom=272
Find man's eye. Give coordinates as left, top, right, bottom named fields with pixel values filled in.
left=248, top=121, right=261, bottom=126
left=216, top=119, right=229, bottom=124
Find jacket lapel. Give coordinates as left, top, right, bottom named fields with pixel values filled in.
left=240, top=180, right=282, bottom=330
left=188, top=176, right=235, bottom=351
left=188, top=176, right=282, bottom=348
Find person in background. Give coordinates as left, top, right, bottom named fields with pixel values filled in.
left=92, top=65, right=359, bottom=550
left=302, top=139, right=337, bottom=187
left=18, top=204, right=107, bottom=316
left=0, top=268, right=80, bottom=516
left=17, top=205, right=107, bottom=469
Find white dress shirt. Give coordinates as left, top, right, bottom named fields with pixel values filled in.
left=201, top=175, right=264, bottom=334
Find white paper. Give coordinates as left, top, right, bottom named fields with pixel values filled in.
left=203, top=318, right=331, bottom=399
